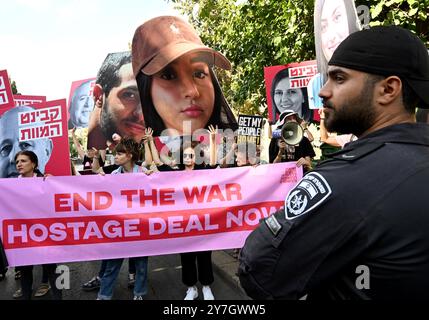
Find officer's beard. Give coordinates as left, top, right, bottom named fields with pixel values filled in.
left=100, top=100, right=119, bottom=141
left=324, top=80, right=377, bottom=137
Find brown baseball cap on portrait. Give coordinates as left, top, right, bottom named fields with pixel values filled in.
left=132, top=15, right=231, bottom=77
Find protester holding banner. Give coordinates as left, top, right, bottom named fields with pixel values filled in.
left=268, top=111, right=315, bottom=172
left=88, top=51, right=145, bottom=150
left=97, top=137, right=149, bottom=300
left=0, top=106, right=53, bottom=178
left=180, top=141, right=215, bottom=300
left=132, top=15, right=237, bottom=139
left=11, top=150, right=61, bottom=300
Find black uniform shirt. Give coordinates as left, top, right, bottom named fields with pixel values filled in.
left=239, top=123, right=429, bottom=300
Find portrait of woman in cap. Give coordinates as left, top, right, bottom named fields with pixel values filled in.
left=131, top=16, right=237, bottom=138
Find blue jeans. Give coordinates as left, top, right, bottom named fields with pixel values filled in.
left=97, top=257, right=148, bottom=300
left=98, top=259, right=135, bottom=278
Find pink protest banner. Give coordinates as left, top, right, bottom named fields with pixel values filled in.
left=0, top=70, right=15, bottom=116
left=0, top=163, right=302, bottom=266
left=13, top=95, right=47, bottom=107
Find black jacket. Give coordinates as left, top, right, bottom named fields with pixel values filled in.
left=0, top=237, right=8, bottom=276
left=239, top=123, right=429, bottom=300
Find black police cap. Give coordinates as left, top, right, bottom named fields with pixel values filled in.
left=329, top=25, right=429, bottom=108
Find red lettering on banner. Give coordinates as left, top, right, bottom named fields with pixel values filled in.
left=206, top=185, right=225, bottom=202
left=139, top=189, right=158, bottom=206
left=2, top=201, right=283, bottom=249
left=95, top=192, right=113, bottom=210
left=225, top=183, right=242, bottom=201
left=183, top=186, right=207, bottom=203
left=183, top=184, right=243, bottom=203
left=121, top=190, right=138, bottom=208
left=73, top=192, right=92, bottom=211
left=55, top=194, right=71, bottom=212
left=54, top=192, right=113, bottom=212
left=159, top=189, right=175, bottom=206
left=120, top=189, right=176, bottom=207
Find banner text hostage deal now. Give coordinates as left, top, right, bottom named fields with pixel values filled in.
left=0, top=163, right=301, bottom=266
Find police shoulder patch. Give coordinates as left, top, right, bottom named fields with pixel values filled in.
left=285, top=172, right=332, bottom=220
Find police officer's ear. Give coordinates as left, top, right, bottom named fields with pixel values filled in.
left=93, top=84, right=104, bottom=109
left=375, top=76, right=402, bottom=107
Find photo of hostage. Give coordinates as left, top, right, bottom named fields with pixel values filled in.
left=268, top=110, right=315, bottom=172
left=270, top=68, right=312, bottom=123
left=0, top=106, right=53, bottom=178
left=238, top=26, right=429, bottom=300
left=10, top=150, right=61, bottom=300
left=132, top=15, right=238, bottom=143
left=68, top=79, right=95, bottom=129
left=87, top=51, right=145, bottom=150
left=314, top=0, right=361, bottom=76
left=309, top=0, right=361, bottom=109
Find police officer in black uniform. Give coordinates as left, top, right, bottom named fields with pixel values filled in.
left=238, top=26, right=429, bottom=300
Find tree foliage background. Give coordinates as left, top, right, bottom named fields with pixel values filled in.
left=168, top=0, right=429, bottom=117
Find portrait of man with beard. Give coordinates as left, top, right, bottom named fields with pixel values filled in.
left=87, top=51, right=145, bottom=150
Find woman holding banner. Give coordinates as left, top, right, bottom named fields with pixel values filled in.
left=97, top=137, right=150, bottom=300
left=131, top=16, right=237, bottom=139
left=175, top=141, right=216, bottom=300
left=149, top=131, right=217, bottom=299
left=11, top=150, right=62, bottom=300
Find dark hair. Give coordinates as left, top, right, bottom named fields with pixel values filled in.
left=402, top=80, right=420, bottom=114
left=114, top=137, right=140, bottom=162
left=178, top=141, right=200, bottom=167
left=14, top=150, right=43, bottom=176
left=96, top=52, right=132, bottom=97
left=270, top=68, right=312, bottom=122
left=416, top=108, right=429, bottom=123
left=136, top=68, right=237, bottom=136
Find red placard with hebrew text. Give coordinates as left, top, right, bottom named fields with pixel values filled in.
left=0, top=70, right=15, bottom=116
left=13, top=95, right=47, bottom=107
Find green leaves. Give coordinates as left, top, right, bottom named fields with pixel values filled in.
left=169, top=0, right=429, bottom=117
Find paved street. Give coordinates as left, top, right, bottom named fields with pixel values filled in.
left=0, top=252, right=249, bottom=300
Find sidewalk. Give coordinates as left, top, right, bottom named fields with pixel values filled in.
left=212, top=250, right=249, bottom=299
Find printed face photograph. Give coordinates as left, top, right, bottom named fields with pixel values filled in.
left=69, top=80, right=94, bottom=128
left=0, top=107, right=53, bottom=177
left=100, top=63, right=144, bottom=142
left=273, top=76, right=305, bottom=117
left=150, top=52, right=215, bottom=135
left=321, top=0, right=349, bottom=61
